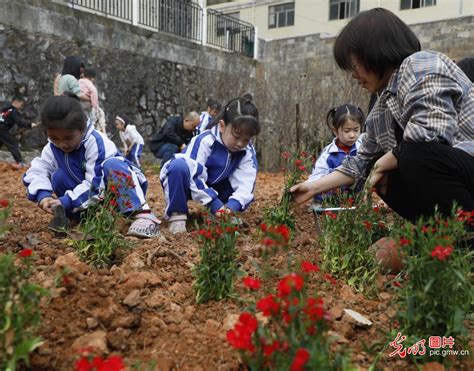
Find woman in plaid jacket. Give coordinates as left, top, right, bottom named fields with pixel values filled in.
left=290, top=8, right=473, bottom=223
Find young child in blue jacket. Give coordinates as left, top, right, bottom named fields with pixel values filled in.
left=23, top=95, right=160, bottom=238
left=308, top=104, right=365, bottom=205
left=160, top=97, right=259, bottom=234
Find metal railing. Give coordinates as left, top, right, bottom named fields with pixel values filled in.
left=207, top=9, right=255, bottom=57
left=68, top=0, right=133, bottom=22
left=66, top=0, right=255, bottom=57
left=138, top=0, right=202, bottom=43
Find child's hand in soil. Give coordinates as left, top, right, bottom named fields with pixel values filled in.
left=39, top=197, right=62, bottom=214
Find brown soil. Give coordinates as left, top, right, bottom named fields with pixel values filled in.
left=0, top=161, right=471, bottom=370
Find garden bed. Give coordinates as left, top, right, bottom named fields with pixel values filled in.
left=0, top=162, right=471, bottom=370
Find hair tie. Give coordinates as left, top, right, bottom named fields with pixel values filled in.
left=116, top=116, right=126, bottom=125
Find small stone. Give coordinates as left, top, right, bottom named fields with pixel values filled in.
left=343, top=309, right=373, bottom=327
left=54, top=253, right=89, bottom=274
left=204, top=319, right=220, bottom=335
left=72, top=331, right=108, bottom=354
left=123, top=289, right=141, bottom=307
left=340, top=285, right=357, bottom=302
left=107, top=328, right=131, bottom=351
left=328, top=305, right=344, bottom=320
left=222, top=314, right=239, bottom=331
left=86, top=317, right=99, bottom=329
left=111, top=314, right=140, bottom=329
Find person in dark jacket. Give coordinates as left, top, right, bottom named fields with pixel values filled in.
left=0, top=95, right=37, bottom=167
left=150, top=112, right=200, bottom=166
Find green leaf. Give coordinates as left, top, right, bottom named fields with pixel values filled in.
left=423, top=277, right=435, bottom=293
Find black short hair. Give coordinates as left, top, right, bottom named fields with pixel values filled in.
left=61, top=56, right=83, bottom=80
left=83, top=68, right=96, bottom=79
left=208, top=97, right=260, bottom=136
left=326, top=104, right=365, bottom=132
left=41, top=96, right=87, bottom=131
left=334, top=8, right=421, bottom=77
left=457, top=57, right=474, bottom=82
left=11, top=95, right=26, bottom=103
left=206, top=99, right=221, bottom=111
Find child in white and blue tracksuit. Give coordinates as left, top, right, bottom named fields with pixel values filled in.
left=115, top=115, right=145, bottom=168
left=308, top=104, right=365, bottom=204
left=23, top=95, right=160, bottom=238
left=197, top=99, right=222, bottom=134
left=160, top=97, right=259, bottom=234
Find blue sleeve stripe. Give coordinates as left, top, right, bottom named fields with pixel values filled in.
left=90, top=131, right=107, bottom=191
left=189, top=132, right=213, bottom=160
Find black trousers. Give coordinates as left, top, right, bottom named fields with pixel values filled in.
left=378, top=141, right=474, bottom=223
left=0, top=127, right=23, bottom=163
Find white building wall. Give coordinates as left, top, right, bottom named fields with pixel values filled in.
left=209, top=0, right=474, bottom=40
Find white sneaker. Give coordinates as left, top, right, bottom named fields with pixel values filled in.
left=168, top=213, right=187, bottom=234
left=127, top=213, right=161, bottom=238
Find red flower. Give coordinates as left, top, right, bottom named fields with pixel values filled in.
left=242, top=277, right=261, bottom=290
left=260, top=223, right=267, bottom=232
left=300, top=151, right=308, bottom=158
left=372, top=206, right=380, bottom=213
left=363, top=220, right=372, bottom=230
left=18, top=249, right=33, bottom=258
left=75, top=357, right=92, bottom=371
left=301, top=261, right=320, bottom=273
left=323, top=273, right=337, bottom=286
left=399, top=237, right=411, bottom=246
left=263, top=340, right=280, bottom=357
left=281, top=151, right=291, bottom=159
left=0, top=199, right=9, bottom=208
left=431, top=245, right=453, bottom=261
left=276, top=224, right=290, bottom=241
left=298, top=165, right=306, bottom=171
left=109, top=199, right=118, bottom=207
left=295, top=159, right=302, bottom=166
left=226, top=312, right=258, bottom=352
left=257, top=295, right=280, bottom=317
left=324, top=211, right=337, bottom=220
left=346, top=197, right=354, bottom=206
left=277, top=273, right=304, bottom=297
left=291, top=348, right=310, bottom=371
left=305, top=297, right=324, bottom=321
left=262, top=237, right=275, bottom=246
left=101, top=355, right=125, bottom=371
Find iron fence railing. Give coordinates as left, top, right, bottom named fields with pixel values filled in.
left=207, top=9, right=255, bottom=57
left=138, top=0, right=202, bottom=42
left=66, top=0, right=255, bottom=57
left=68, top=0, right=133, bottom=22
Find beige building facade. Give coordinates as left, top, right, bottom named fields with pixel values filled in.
left=207, top=0, right=474, bottom=40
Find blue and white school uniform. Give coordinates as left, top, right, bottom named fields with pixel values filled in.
left=197, top=111, right=212, bottom=134
left=23, top=123, right=150, bottom=218
left=308, top=134, right=365, bottom=202
left=119, top=124, right=145, bottom=168
left=160, top=125, right=258, bottom=218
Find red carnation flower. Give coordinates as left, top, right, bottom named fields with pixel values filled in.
left=242, top=277, right=261, bottom=290
left=18, top=249, right=33, bottom=258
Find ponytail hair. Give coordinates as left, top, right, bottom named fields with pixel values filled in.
left=208, top=97, right=260, bottom=136
left=326, top=104, right=365, bottom=133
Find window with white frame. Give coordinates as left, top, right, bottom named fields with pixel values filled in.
left=329, top=0, right=359, bottom=21
left=400, top=0, right=437, bottom=10
left=268, top=2, right=295, bottom=29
